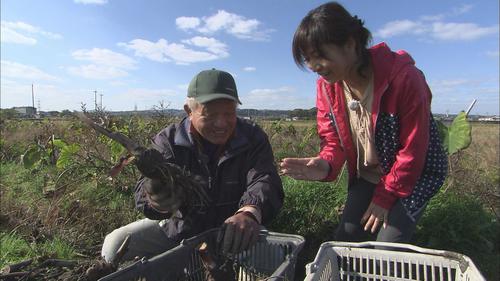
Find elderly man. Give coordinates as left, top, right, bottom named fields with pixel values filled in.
left=101, top=69, right=284, bottom=263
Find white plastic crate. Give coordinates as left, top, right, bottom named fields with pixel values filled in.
left=305, top=241, right=485, bottom=281
left=99, top=228, right=304, bottom=281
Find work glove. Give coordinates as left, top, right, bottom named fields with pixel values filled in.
left=222, top=212, right=260, bottom=254
left=136, top=147, right=209, bottom=213
left=135, top=148, right=182, bottom=213
left=135, top=148, right=166, bottom=179
left=142, top=177, right=184, bottom=214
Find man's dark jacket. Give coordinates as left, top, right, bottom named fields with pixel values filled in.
left=134, top=117, right=284, bottom=241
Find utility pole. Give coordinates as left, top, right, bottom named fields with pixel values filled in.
left=93, top=90, right=97, bottom=111
left=31, top=83, right=35, bottom=108
left=100, top=93, right=103, bottom=110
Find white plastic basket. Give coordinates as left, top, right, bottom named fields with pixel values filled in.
left=305, top=241, right=485, bottom=281
left=99, top=228, right=305, bottom=281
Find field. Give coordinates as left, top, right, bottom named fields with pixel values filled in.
left=0, top=116, right=499, bottom=280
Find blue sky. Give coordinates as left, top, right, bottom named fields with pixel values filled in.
left=1, top=0, right=498, bottom=115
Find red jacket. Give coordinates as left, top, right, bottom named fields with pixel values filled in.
left=317, top=42, right=447, bottom=212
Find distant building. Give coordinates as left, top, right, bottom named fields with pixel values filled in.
left=478, top=116, right=500, bottom=122
left=12, top=106, right=37, bottom=117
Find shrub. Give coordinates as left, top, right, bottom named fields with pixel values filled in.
left=413, top=191, right=499, bottom=280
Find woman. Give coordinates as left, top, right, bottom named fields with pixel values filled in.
left=280, top=2, right=447, bottom=243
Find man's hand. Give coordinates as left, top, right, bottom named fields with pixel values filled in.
left=360, top=202, right=389, bottom=233
left=135, top=148, right=166, bottom=179
left=280, top=157, right=330, bottom=180
left=143, top=178, right=181, bottom=214
left=222, top=212, right=259, bottom=254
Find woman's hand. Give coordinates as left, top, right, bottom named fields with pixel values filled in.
left=361, top=202, right=389, bottom=233
left=280, top=157, right=330, bottom=181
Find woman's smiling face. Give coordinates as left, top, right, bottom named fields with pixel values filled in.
left=303, top=40, right=357, bottom=83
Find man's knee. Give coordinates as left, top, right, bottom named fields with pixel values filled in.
left=104, top=227, right=129, bottom=246
left=101, top=225, right=136, bottom=262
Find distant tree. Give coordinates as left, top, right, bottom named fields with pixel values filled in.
left=59, top=110, right=72, bottom=117
left=0, top=108, right=19, bottom=120
left=290, top=108, right=317, bottom=119
left=308, top=107, right=317, bottom=118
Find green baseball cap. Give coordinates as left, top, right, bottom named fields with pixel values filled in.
left=187, top=69, right=242, bottom=104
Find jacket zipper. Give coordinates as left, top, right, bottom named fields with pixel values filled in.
left=198, top=154, right=213, bottom=190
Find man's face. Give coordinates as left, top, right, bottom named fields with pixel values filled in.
left=188, top=99, right=237, bottom=145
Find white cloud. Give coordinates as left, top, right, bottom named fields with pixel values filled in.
left=163, top=43, right=222, bottom=65
left=181, top=36, right=228, bottom=56
left=120, top=37, right=229, bottom=65
left=176, top=10, right=273, bottom=41
left=69, top=48, right=136, bottom=79
left=1, top=60, right=61, bottom=81
left=176, top=17, right=200, bottom=30
left=375, top=20, right=425, bottom=38
left=242, top=86, right=308, bottom=109
left=431, top=22, right=499, bottom=41
left=72, top=48, right=136, bottom=68
left=374, top=5, right=498, bottom=41
left=74, top=0, right=108, bottom=5
left=243, top=66, right=256, bottom=72
left=1, top=26, right=37, bottom=44
left=1, top=21, right=62, bottom=45
left=118, top=39, right=170, bottom=62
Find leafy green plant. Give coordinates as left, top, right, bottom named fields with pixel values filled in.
left=21, top=136, right=81, bottom=170
left=437, top=111, right=472, bottom=155
left=413, top=192, right=499, bottom=280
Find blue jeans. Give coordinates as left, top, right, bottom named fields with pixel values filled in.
left=335, top=178, right=426, bottom=243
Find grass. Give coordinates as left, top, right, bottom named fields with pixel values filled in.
left=0, top=161, right=139, bottom=267
left=0, top=232, right=76, bottom=268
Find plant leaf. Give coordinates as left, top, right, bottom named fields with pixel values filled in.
left=56, top=144, right=80, bottom=169
left=51, top=139, right=67, bottom=149
left=447, top=111, right=472, bottom=155
left=435, top=119, right=449, bottom=153
left=22, top=146, right=42, bottom=169
left=110, top=140, right=126, bottom=161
